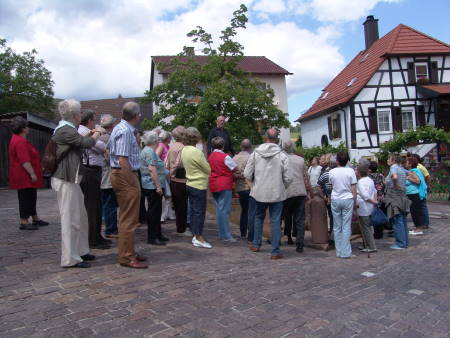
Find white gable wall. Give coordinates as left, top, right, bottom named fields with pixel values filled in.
left=252, top=74, right=290, bottom=143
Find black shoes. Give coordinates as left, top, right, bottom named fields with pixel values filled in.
left=296, top=246, right=303, bottom=253
left=32, top=220, right=49, bottom=226
left=158, top=235, right=169, bottom=242
left=99, top=237, right=112, bottom=245
left=19, top=223, right=38, bottom=230
left=81, top=254, right=96, bottom=261
left=287, top=237, right=294, bottom=245
left=65, top=262, right=91, bottom=268
left=148, top=238, right=166, bottom=246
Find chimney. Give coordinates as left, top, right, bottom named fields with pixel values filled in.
left=363, top=15, right=379, bottom=49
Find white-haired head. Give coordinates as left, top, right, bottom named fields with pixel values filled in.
left=159, top=130, right=171, bottom=143
left=282, top=140, right=294, bottom=154
left=142, top=130, right=159, bottom=146
left=100, top=114, right=115, bottom=129
left=58, top=99, right=81, bottom=121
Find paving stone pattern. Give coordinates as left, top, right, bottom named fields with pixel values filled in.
left=0, top=189, right=449, bottom=337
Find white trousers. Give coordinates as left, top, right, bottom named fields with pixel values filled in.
left=52, top=177, right=90, bottom=267
left=161, top=197, right=176, bottom=221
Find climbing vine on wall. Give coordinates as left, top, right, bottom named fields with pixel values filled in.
left=376, top=126, right=450, bottom=162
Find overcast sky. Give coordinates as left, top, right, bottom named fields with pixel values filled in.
left=1, top=0, right=449, bottom=122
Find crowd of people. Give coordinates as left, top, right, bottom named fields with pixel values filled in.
left=8, top=100, right=432, bottom=268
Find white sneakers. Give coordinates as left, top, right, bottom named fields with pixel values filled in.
left=192, top=237, right=213, bottom=249
left=409, top=230, right=424, bottom=236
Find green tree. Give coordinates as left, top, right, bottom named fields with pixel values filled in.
left=0, top=38, right=54, bottom=118
left=141, top=4, right=289, bottom=145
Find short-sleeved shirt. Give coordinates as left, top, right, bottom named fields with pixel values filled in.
left=386, top=164, right=407, bottom=191
left=140, top=146, right=168, bottom=190
left=417, top=163, right=429, bottom=178
left=107, top=119, right=141, bottom=170
left=329, top=167, right=357, bottom=200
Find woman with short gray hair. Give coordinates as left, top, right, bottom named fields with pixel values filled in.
left=140, top=130, right=170, bottom=245
left=52, top=99, right=102, bottom=268
left=208, top=136, right=237, bottom=242
left=165, top=126, right=191, bottom=236
left=155, top=130, right=173, bottom=222
left=181, top=127, right=212, bottom=248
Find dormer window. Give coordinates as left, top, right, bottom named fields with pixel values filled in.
left=347, top=77, right=357, bottom=87
left=321, top=91, right=329, bottom=99
left=360, top=53, right=369, bottom=63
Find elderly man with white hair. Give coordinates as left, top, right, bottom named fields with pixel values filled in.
left=51, top=99, right=102, bottom=268
left=282, top=140, right=309, bottom=253
left=99, top=114, right=118, bottom=239
left=140, top=130, right=170, bottom=246
left=108, top=102, right=148, bottom=269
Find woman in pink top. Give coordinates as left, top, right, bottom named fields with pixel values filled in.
left=156, top=130, right=171, bottom=161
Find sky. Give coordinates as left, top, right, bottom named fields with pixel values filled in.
left=1, top=0, right=449, bottom=123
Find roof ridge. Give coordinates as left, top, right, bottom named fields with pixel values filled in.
left=397, top=23, right=450, bottom=48
left=385, top=24, right=403, bottom=54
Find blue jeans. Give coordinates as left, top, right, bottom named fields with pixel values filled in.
left=247, top=196, right=256, bottom=242
left=187, top=186, right=207, bottom=236
left=238, top=190, right=250, bottom=237
left=212, top=190, right=233, bottom=240
left=331, top=198, right=353, bottom=258
left=252, top=201, right=283, bottom=256
left=421, top=199, right=429, bottom=227
left=101, top=189, right=118, bottom=235
left=392, top=213, right=408, bottom=248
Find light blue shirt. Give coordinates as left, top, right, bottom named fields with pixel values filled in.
left=140, top=146, right=168, bottom=190
left=386, top=164, right=407, bottom=191
left=107, top=120, right=141, bottom=170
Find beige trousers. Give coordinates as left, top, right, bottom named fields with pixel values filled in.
left=52, top=177, right=90, bottom=267
left=111, top=170, right=141, bottom=264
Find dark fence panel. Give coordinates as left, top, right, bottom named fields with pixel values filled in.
left=0, top=123, right=12, bottom=188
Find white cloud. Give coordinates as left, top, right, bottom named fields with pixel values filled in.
left=0, top=0, right=398, bottom=103
left=308, top=0, right=401, bottom=22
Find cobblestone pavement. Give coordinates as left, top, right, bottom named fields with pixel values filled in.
left=0, top=189, right=449, bottom=338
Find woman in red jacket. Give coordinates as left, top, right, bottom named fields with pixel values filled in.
left=8, top=117, right=48, bottom=230
left=208, top=136, right=237, bottom=242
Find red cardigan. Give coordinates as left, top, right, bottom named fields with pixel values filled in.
left=8, top=134, right=44, bottom=190
left=208, top=151, right=234, bottom=193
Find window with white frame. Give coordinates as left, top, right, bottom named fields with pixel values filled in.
left=401, top=108, right=415, bottom=130
left=377, top=109, right=392, bottom=133
left=415, top=63, right=428, bottom=81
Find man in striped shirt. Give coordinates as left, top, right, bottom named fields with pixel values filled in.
left=108, top=102, right=147, bottom=269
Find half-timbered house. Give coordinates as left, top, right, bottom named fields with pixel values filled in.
left=298, top=16, right=450, bottom=160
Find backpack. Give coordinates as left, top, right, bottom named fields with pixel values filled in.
left=42, top=139, right=70, bottom=176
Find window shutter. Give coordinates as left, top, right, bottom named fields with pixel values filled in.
left=327, top=116, right=333, bottom=139
left=407, top=62, right=416, bottom=84
left=416, top=105, right=426, bottom=126
left=430, top=61, right=438, bottom=83
left=336, top=114, right=342, bottom=138
left=392, top=107, right=402, bottom=132
left=368, top=107, right=378, bottom=134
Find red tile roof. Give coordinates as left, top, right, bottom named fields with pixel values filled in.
left=420, top=84, right=450, bottom=95
left=80, top=97, right=152, bottom=124
left=152, top=55, right=292, bottom=75
left=298, top=24, right=450, bottom=122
